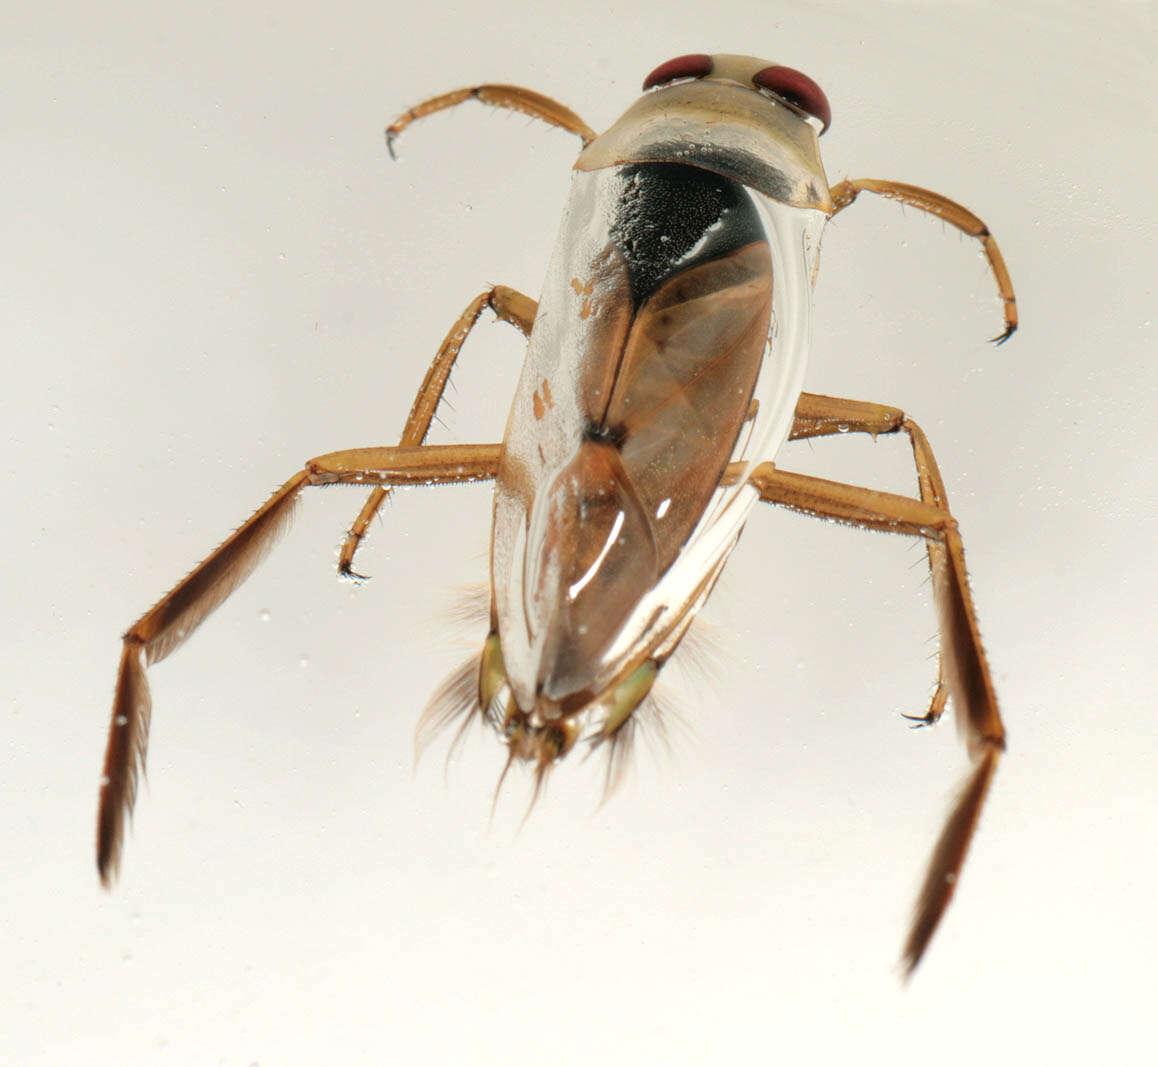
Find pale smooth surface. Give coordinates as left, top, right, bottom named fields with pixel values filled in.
left=5, top=2, right=1156, bottom=1064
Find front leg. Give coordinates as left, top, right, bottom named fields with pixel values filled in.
left=828, top=178, right=1017, bottom=342
left=386, top=84, right=596, bottom=157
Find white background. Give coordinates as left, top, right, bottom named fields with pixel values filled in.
left=5, top=1, right=1156, bottom=1063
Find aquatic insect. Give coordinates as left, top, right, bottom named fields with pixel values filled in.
left=98, top=53, right=1016, bottom=975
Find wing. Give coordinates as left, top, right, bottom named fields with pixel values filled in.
left=492, top=164, right=821, bottom=713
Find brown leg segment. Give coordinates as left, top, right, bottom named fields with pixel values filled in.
left=790, top=390, right=904, bottom=443
left=748, top=449, right=1004, bottom=976
left=338, top=286, right=536, bottom=577
left=791, top=391, right=953, bottom=725
left=828, top=178, right=1017, bottom=343
left=98, top=443, right=501, bottom=887
left=386, top=85, right=596, bottom=157
left=309, top=443, right=502, bottom=486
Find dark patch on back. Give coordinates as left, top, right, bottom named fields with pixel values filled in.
left=609, top=163, right=764, bottom=307
left=583, top=421, right=628, bottom=448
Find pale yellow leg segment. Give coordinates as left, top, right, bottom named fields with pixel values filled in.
left=386, top=85, right=597, bottom=157
left=747, top=458, right=1005, bottom=976
left=99, top=443, right=501, bottom=887
left=828, top=177, right=1017, bottom=342
left=338, top=286, right=536, bottom=577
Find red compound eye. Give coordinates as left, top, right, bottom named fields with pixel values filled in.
left=752, top=64, right=831, bottom=133
left=642, top=54, right=714, bottom=91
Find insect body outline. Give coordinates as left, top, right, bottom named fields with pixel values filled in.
left=99, top=53, right=1015, bottom=976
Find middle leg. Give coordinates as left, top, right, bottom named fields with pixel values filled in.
left=339, top=285, right=536, bottom=576
left=789, top=391, right=961, bottom=725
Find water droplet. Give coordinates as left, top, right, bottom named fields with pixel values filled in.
left=259, top=609, right=271, bottom=623
left=299, top=656, right=310, bottom=669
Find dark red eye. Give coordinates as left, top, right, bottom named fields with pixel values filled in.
left=752, top=65, right=831, bottom=133
left=642, top=54, right=714, bottom=91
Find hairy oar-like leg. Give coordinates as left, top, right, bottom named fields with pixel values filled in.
left=98, top=442, right=500, bottom=886
left=386, top=85, right=596, bottom=157
left=828, top=178, right=1018, bottom=342
left=747, top=457, right=1004, bottom=976
left=339, top=286, right=536, bottom=577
